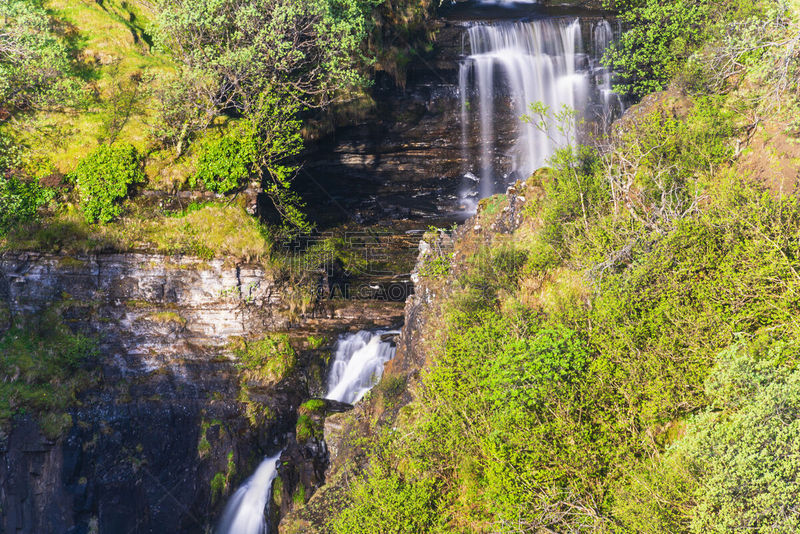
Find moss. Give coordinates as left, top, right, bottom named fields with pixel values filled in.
left=146, top=311, right=187, bottom=327
left=235, top=333, right=297, bottom=384
left=273, top=476, right=284, bottom=508
left=292, top=482, right=307, bottom=507
left=39, top=412, right=73, bottom=440
left=56, top=257, right=88, bottom=270
left=299, top=399, right=326, bottom=415
left=210, top=472, right=226, bottom=503
left=0, top=311, right=98, bottom=432
left=296, top=414, right=321, bottom=443
left=197, top=420, right=212, bottom=458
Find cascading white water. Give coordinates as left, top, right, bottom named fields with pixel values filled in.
left=325, top=330, right=398, bottom=405
left=591, top=19, right=625, bottom=130
left=458, top=18, right=622, bottom=204
left=216, top=451, right=282, bottom=534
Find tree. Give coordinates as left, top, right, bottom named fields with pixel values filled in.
left=154, top=0, right=377, bottom=114
left=604, top=0, right=712, bottom=98
left=0, top=0, right=81, bottom=117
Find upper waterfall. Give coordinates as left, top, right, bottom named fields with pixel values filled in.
left=458, top=17, right=622, bottom=206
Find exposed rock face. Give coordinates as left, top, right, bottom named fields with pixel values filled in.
left=0, top=252, right=404, bottom=534
left=298, top=9, right=616, bottom=227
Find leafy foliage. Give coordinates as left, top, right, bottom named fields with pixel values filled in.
left=330, top=77, right=800, bottom=530
left=615, top=340, right=800, bottom=533
left=0, top=175, right=53, bottom=236
left=193, top=125, right=259, bottom=194
left=605, top=0, right=712, bottom=98
left=71, top=143, right=145, bottom=224
left=154, top=0, right=377, bottom=113
left=0, top=0, right=82, bottom=115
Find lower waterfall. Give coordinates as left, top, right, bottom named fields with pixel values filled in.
left=216, top=450, right=283, bottom=534
left=325, top=330, right=398, bottom=405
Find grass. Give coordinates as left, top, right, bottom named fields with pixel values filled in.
left=13, top=1, right=176, bottom=174
left=0, top=201, right=274, bottom=261
left=234, top=333, right=298, bottom=384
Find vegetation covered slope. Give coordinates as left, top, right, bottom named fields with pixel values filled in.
left=320, top=0, right=800, bottom=532
left=0, top=0, right=435, bottom=254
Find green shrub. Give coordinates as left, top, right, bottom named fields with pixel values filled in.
left=333, top=465, right=445, bottom=534
left=234, top=333, right=297, bottom=384
left=192, top=125, right=258, bottom=194
left=0, top=175, right=53, bottom=235
left=614, top=340, right=800, bottom=533
left=605, top=0, right=712, bottom=98
left=71, top=143, right=144, bottom=223
left=418, top=256, right=450, bottom=278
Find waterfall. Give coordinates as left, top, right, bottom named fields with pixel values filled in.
left=216, top=451, right=282, bottom=534
left=591, top=19, right=625, bottom=130
left=458, top=18, right=622, bottom=204
left=325, top=330, right=398, bottom=405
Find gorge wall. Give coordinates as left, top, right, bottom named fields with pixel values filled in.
left=0, top=252, right=403, bottom=533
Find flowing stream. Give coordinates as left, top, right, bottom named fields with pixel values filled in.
left=458, top=16, right=622, bottom=207
left=325, top=330, right=399, bottom=405
left=216, top=450, right=283, bottom=534
left=215, top=331, right=396, bottom=533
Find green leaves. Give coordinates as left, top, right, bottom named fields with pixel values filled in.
left=193, top=125, right=259, bottom=194
left=154, top=0, right=375, bottom=111
left=0, top=0, right=82, bottom=115
left=615, top=341, right=800, bottom=533
left=71, top=143, right=145, bottom=224
left=605, top=0, right=712, bottom=98
left=0, top=175, right=53, bottom=236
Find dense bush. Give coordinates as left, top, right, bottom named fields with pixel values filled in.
left=71, top=143, right=144, bottom=224
left=193, top=126, right=258, bottom=194
left=615, top=340, right=800, bottom=532
left=331, top=80, right=800, bottom=530
left=605, top=0, right=712, bottom=98
left=0, top=175, right=53, bottom=236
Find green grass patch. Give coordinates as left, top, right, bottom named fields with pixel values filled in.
left=234, top=333, right=297, bottom=384
left=0, top=201, right=274, bottom=261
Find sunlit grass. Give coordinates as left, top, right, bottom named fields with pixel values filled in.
left=1, top=202, right=274, bottom=262
left=12, top=1, right=177, bottom=174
